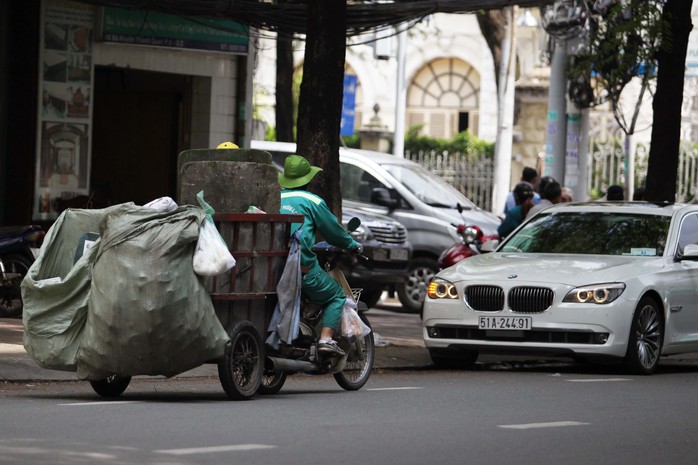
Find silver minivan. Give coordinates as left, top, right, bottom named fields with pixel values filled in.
left=251, top=140, right=501, bottom=312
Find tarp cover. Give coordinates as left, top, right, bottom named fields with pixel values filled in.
left=75, top=203, right=228, bottom=380
left=22, top=202, right=229, bottom=380
left=22, top=205, right=125, bottom=371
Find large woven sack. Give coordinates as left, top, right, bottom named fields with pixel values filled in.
left=76, top=203, right=228, bottom=380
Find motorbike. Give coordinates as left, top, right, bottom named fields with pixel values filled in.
left=437, top=224, right=499, bottom=270
left=0, top=225, right=46, bottom=318
left=259, top=218, right=375, bottom=395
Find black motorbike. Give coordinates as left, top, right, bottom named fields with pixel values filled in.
left=259, top=222, right=375, bottom=395
left=0, top=225, right=45, bottom=318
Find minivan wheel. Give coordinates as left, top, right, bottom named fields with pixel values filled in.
left=397, top=257, right=438, bottom=313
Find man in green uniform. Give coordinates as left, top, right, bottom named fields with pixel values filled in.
left=278, top=155, right=362, bottom=355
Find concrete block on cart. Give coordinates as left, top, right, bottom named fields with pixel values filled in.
left=179, top=160, right=280, bottom=213
left=177, top=148, right=272, bottom=179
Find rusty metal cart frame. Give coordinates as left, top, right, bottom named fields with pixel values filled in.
left=208, top=212, right=303, bottom=400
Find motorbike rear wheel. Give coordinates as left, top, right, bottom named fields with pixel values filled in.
left=0, top=254, right=33, bottom=318
left=218, top=320, right=263, bottom=400
left=258, top=369, right=287, bottom=395
left=334, top=313, right=375, bottom=390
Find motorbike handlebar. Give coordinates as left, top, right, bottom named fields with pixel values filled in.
left=312, top=241, right=368, bottom=261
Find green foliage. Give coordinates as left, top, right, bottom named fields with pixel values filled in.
left=341, top=134, right=361, bottom=148
left=404, top=125, right=494, bottom=159
left=569, top=1, right=666, bottom=128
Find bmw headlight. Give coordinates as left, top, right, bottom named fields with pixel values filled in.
left=562, top=283, right=626, bottom=304
left=428, top=279, right=459, bottom=299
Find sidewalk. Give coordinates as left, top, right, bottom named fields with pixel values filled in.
left=0, top=297, right=431, bottom=383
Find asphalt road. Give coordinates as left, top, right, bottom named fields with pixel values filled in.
left=4, top=368, right=698, bottom=465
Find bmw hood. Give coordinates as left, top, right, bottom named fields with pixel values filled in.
left=437, top=252, right=661, bottom=286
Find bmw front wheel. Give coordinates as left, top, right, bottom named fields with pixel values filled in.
left=622, top=296, right=663, bottom=375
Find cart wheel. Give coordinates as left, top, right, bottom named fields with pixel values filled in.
left=258, top=369, right=287, bottom=395
left=89, top=375, right=131, bottom=398
left=218, top=320, right=263, bottom=400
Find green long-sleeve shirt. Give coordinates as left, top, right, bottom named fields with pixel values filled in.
left=280, top=189, right=361, bottom=272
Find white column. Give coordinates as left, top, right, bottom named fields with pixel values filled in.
left=544, top=40, right=568, bottom=183
left=492, top=7, right=516, bottom=216
left=393, top=28, right=407, bottom=158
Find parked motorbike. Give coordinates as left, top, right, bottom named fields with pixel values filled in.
left=0, top=225, right=45, bottom=318
left=437, top=224, right=499, bottom=270
left=259, top=218, right=375, bottom=395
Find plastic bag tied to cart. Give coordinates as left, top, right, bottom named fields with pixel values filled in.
left=266, top=229, right=302, bottom=349
left=75, top=203, right=229, bottom=380
left=192, top=190, right=236, bottom=276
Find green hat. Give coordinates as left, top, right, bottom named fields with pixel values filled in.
left=278, top=155, right=323, bottom=189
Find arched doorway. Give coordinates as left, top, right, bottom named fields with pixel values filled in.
left=407, top=58, right=480, bottom=139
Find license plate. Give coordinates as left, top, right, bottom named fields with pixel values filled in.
left=479, top=316, right=532, bottom=330
left=389, top=248, right=409, bottom=261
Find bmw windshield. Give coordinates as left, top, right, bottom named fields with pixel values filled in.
left=381, top=163, right=477, bottom=209
left=500, top=211, right=671, bottom=256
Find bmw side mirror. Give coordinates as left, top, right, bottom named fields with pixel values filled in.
left=480, top=239, right=499, bottom=253
left=679, top=244, right=698, bottom=261
left=371, top=187, right=399, bottom=209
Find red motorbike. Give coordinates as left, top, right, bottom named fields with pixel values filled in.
left=437, top=224, right=499, bottom=270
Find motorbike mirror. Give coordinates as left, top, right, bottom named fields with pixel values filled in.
left=347, top=217, right=361, bottom=232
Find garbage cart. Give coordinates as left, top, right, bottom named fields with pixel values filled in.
left=207, top=212, right=303, bottom=399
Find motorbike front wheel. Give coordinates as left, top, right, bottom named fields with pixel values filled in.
left=218, top=320, right=263, bottom=400
left=334, top=313, right=375, bottom=391
left=0, top=254, right=33, bottom=318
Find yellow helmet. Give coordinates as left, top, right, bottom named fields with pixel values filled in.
left=216, top=141, right=239, bottom=149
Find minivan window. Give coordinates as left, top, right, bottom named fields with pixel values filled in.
left=341, top=163, right=376, bottom=202
left=381, top=163, right=477, bottom=209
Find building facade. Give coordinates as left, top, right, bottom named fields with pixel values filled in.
left=1, top=0, right=251, bottom=225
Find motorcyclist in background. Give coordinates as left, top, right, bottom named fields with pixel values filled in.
left=278, top=155, right=363, bottom=356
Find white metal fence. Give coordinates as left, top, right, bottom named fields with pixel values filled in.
left=405, top=150, right=495, bottom=211
left=407, top=131, right=698, bottom=211
left=588, top=123, right=698, bottom=201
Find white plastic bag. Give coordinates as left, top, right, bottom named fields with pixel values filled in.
left=192, top=191, right=236, bottom=276
left=143, top=196, right=178, bottom=212
left=341, top=298, right=371, bottom=338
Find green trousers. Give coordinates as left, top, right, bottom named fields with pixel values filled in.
left=303, top=267, right=346, bottom=330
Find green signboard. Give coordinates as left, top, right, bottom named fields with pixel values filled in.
left=100, top=7, right=248, bottom=53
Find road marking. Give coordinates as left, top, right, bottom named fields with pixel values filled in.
left=366, top=387, right=424, bottom=391
left=59, top=401, right=141, bottom=406
left=498, top=421, right=589, bottom=430
left=156, top=444, right=276, bottom=455
left=566, top=378, right=631, bottom=383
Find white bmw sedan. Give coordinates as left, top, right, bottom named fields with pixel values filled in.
left=423, top=201, right=698, bottom=374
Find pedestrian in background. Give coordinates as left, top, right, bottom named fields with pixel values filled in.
left=526, top=180, right=562, bottom=220
left=498, top=182, right=535, bottom=239
left=561, top=187, right=573, bottom=203
left=606, top=185, right=624, bottom=201
left=504, top=167, right=540, bottom=214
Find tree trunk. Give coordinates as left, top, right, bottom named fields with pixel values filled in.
left=296, top=0, right=347, bottom=217
left=645, top=0, right=692, bottom=202
left=275, top=31, right=295, bottom=142
left=476, top=9, right=506, bottom=93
